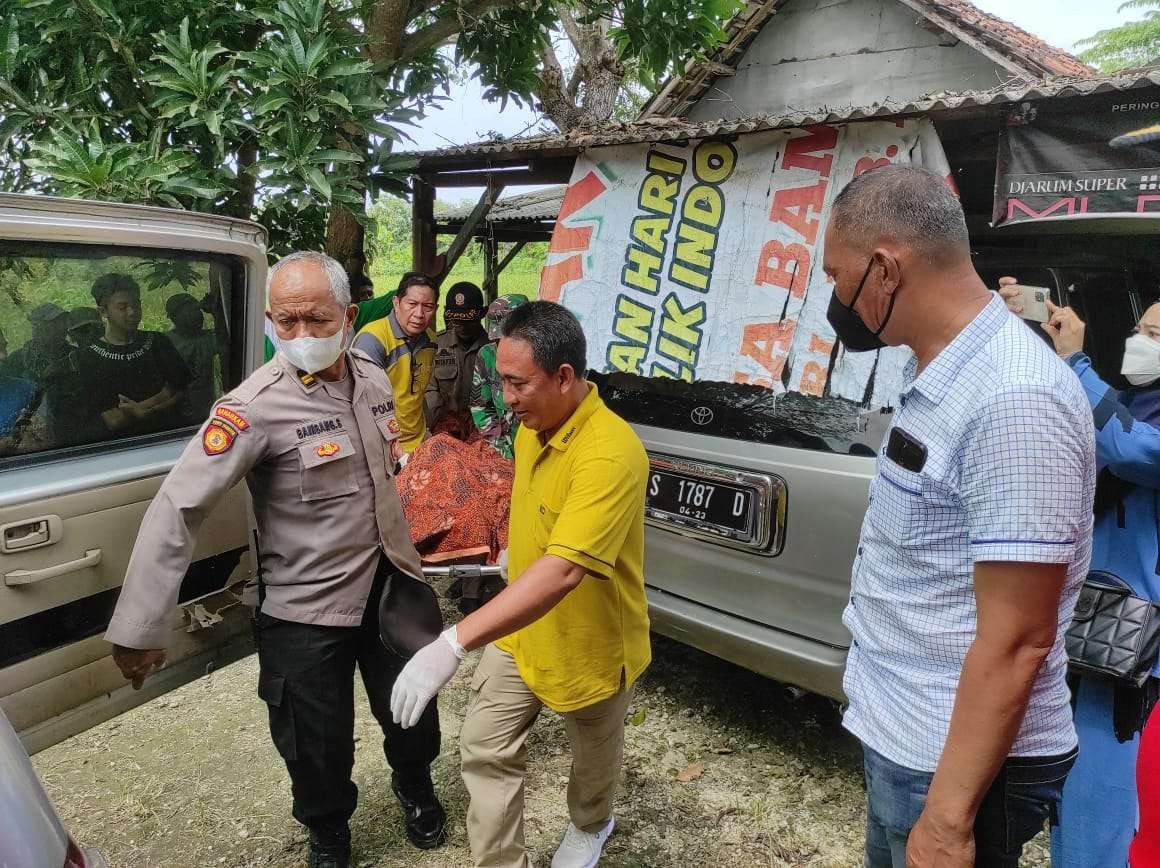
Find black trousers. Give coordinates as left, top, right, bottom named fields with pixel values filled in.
left=254, top=562, right=441, bottom=845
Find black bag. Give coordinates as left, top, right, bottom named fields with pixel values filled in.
left=1066, top=570, right=1160, bottom=688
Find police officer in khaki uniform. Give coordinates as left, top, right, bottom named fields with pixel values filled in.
left=105, top=252, right=446, bottom=868
left=425, top=281, right=488, bottom=434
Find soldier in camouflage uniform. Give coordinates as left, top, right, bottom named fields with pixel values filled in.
left=469, top=293, right=528, bottom=459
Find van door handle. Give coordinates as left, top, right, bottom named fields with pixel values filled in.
left=4, top=549, right=102, bottom=586
left=1, top=515, right=63, bottom=553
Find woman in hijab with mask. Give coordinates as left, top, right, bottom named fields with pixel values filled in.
left=1000, top=277, right=1160, bottom=868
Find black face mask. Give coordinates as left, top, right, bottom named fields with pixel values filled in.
left=826, top=259, right=898, bottom=353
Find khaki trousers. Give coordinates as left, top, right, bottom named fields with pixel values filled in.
left=460, top=644, right=634, bottom=868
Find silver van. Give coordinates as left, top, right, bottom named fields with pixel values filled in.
left=0, top=194, right=266, bottom=752
left=592, top=236, right=1160, bottom=700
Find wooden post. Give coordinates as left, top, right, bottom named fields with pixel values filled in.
left=483, top=236, right=500, bottom=302
left=411, top=175, right=436, bottom=275
left=436, top=180, right=504, bottom=283
left=484, top=239, right=527, bottom=300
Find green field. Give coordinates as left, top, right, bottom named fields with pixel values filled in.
left=369, top=266, right=542, bottom=331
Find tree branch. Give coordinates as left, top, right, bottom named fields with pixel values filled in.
left=368, top=0, right=412, bottom=65
left=394, top=0, right=517, bottom=64
left=73, top=0, right=155, bottom=114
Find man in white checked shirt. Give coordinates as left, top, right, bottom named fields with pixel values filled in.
left=822, top=166, right=1095, bottom=868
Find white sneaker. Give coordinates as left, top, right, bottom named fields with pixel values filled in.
left=550, top=817, right=614, bottom=868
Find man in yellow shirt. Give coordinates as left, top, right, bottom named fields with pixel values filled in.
left=352, top=272, right=437, bottom=454
left=390, top=301, right=651, bottom=868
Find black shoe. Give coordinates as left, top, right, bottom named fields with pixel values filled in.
left=308, top=830, right=350, bottom=868
left=308, top=843, right=350, bottom=868
left=391, top=772, right=447, bottom=850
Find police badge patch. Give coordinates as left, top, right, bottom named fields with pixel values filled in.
left=202, top=419, right=235, bottom=455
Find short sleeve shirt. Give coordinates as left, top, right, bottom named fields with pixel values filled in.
left=495, top=383, right=652, bottom=712
left=351, top=311, right=435, bottom=453
left=72, top=331, right=193, bottom=439
left=842, top=295, right=1096, bottom=772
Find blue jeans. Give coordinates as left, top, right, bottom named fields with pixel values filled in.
left=1051, top=678, right=1141, bottom=867
left=862, top=743, right=1076, bottom=868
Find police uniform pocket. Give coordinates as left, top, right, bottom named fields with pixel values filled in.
left=297, top=432, right=359, bottom=501
left=257, top=670, right=297, bottom=761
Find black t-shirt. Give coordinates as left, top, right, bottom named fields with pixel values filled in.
left=71, top=331, right=193, bottom=439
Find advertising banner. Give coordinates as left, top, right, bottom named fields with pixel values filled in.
left=993, top=88, right=1160, bottom=226
left=539, top=119, right=951, bottom=409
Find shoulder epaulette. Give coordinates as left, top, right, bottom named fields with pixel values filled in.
left=229, top=361, right=283, bottom=405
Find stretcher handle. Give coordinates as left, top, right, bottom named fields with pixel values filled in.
left=421, top=564, right=504, bottom=580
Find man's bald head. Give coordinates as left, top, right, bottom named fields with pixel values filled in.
left=829, top=165, right=969, bottom=266
left=266, top=251, right=355, bottom=343
left=267, top=251, right=350, bottom=309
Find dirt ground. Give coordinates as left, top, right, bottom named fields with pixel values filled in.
left=34, top=619, right=1052, bottom=868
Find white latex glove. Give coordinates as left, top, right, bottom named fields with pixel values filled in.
left=390, top=626, right=465, bottom=729
left=497, top=548, right=509, bottom=581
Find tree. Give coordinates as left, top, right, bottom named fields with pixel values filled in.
left=1077, top=0, right=1160, bottom=72
left=0, top=0, right=738, bottom=276
left=0, top=0, right=426, bottom=261
left=457, top=0, right=740, bottom=132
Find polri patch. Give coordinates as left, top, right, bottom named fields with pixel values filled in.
left=203, top=419, right=235, bottom=455
left=315, top=441, right=342, bottom=458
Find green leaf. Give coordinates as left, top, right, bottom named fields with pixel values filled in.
left=322, top=58, right=371, bottom=78
left=202, top=110, right=221, bottom=137
left=314, top=148, right=363, bottom=163
left=253, top=93, right=291, bottom=115
left=303, top=166, right=331, bottom=200
left=288, top=30, right=307, bottom=70
left=320, top=90, right=351, bottom=112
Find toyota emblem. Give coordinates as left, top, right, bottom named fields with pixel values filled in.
left=690, top=406, right=714, bottom=426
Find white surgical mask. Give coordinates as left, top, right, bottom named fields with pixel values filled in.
left=277, top=322, right=348, bottom=374
left=1121, top=333, right=1160, bottom=386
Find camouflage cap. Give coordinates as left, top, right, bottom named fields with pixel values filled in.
left=485, top=293, right=530, bottom=340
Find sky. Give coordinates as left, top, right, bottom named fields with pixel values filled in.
left=406, top=0, right=1140, bottom=202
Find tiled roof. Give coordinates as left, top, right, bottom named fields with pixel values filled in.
left=412, top=70, right=1160, bottom=167
left=641, top=0, right=1092, bottom=118
left=904, top=0, right=1093, bottom=77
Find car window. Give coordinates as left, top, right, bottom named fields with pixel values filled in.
left=598, top=259, right=1142, bottom=455
left=0, top=242, right=243, bottom=463
left=1060, top=268, right=1139, bottom=385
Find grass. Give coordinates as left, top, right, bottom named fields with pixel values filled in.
left=369, top=266, right=542, bottom=332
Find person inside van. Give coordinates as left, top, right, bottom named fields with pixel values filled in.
left=71, top=273, right=192, bottom=440
left=1000, top=277, right=1160, bottom=868
left=165, top=292, right=220, bottom=422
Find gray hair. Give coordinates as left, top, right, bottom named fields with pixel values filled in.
left=501, top=301, right=587, bottom=376
left=829, top=165, right=969, bottom=263
left=267, top=251, right=351, bottom=307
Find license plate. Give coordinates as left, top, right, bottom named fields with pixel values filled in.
left=646, top=469, right=754, bottom=540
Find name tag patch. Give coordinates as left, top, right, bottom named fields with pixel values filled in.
left=296, top=416, right=344, bottom=441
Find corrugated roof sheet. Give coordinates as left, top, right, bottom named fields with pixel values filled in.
left=441, top=186, right=566, bottom=223
left=414, top=70, right=1160, bottom=166
left=641, top=0, right=1092, bottom=118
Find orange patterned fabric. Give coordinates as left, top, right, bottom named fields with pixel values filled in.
left=397, top=432, right=512, bottom=563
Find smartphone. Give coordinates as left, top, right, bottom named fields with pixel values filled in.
left=1009, top=284, right=1051, bottom=323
